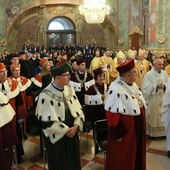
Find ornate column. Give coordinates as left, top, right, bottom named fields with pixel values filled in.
left=0, top=1, right=7, bottom=51
left=37, top=6, right=47, bottom=46
left=148, top=0, right=169, bottom=54
left=75, top=18, right=85, bottom=44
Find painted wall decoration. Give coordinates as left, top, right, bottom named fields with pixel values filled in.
left=0, top=0, right=170, bottom=53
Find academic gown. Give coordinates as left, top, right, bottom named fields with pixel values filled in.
left=36, top=84, right=85, bottom=170
left=106, top=108, right=146, bottom=170
left=31, top=73, right=42, bottom=92
left=11, top=76, right=33, bottom=119
left=0, top=92, right=19, bottom=170
left=69, top=71, right=94, bottom=105
left=2, top=78, right=25, bottom=161
left=105, top=77, right=147, bottom=170
left=85, top=82, right=108, bottom=125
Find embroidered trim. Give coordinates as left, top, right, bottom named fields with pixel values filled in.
left=75, top=71, right=87, bottom=87
left=42, top=88, right=72, bottom=103
left=93, top=83, right=107, bottom=100
left=31, top=77, right=42, bottom=87
left=118, top=80, right=143, bottom=107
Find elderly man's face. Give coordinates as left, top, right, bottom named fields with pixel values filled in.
left=154, top=59, right=164, bottom=72
left=128, top=67, right=138, bottom=83
left=117, top=58, right=126, bottom=65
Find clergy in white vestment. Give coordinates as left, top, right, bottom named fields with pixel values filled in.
left=161, top=78, right=170, bottom=157
left=142, top=58, right=169, bottom=137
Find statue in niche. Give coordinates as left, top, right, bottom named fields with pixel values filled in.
left=36, top=17, right=47, bottom=34
left=131, top=16, right=139, bottom=27
left=38, top=22, right=45, bottom=34
left=6, top=3, right=20, bottom=19
left=76, top=19, right=84, bottom=33
left=77, top=22, right=84, bottom=33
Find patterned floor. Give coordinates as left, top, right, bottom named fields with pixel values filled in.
left=13, top=132, right=170, bottom=170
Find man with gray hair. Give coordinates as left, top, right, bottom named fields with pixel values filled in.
left=142, top=58, right=169, bottom=137
left=105, top=59, right=147, bottom=170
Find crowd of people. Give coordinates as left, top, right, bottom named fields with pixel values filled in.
left=1, top=43, right=170, bottom=170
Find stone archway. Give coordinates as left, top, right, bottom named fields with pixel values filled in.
left=7, top=4, right=79, bottom=52
left=6, top=1, right=117, bottom=52
left=47, top=16, right=76, bottom=47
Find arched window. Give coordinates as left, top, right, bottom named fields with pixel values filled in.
left=47, top=17, right=76, bottom=47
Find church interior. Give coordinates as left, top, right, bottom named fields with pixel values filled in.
left=1, top=0, right=170, bottom=170
left=11, top=132, right=170, bottom=169
left=1, top=0, right=170, bottom=55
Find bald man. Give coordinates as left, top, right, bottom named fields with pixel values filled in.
left=142, top=58, right=169, bottom=137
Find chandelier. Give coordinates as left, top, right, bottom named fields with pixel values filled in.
left=79, top=0, right=110, bottom=24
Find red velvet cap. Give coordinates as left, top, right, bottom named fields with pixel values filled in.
left=77, top=58, right=86, bottom=65
left=39, top=58, right=48, bottom=67
left=61, top=51, right=67, bottom=56
left=10, top=63, right=20, bottom=70
left=0, top=63, right=6, bottom=70
left=93, top=67, right=103, bottom=76
left=116, top=59, right=135, bottom=74
left=56, top=60, right=66, bottom=66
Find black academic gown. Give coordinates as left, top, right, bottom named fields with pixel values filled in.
left=44, top=88, right=81, bottom=170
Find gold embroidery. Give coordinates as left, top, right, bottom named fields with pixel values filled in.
left=75, top=71, right=87, bottom=87
left=121, top=83, right=143, bottom=108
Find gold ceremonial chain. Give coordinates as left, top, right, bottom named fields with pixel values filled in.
left=93, top=83, right=107, bottom=102
left=75, top=71, right=87, bottom=87
left=119, top=80, right=143, bottom=107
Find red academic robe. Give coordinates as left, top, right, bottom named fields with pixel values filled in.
left=0, top=92, right=19, bottom=170
left=4, top=78, right=25, bottom=160
left=106, top=107, right=146, bottom=170
left=0, top=116, right=19, bottom=170
left=11, top=76, right=33, bottom=119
